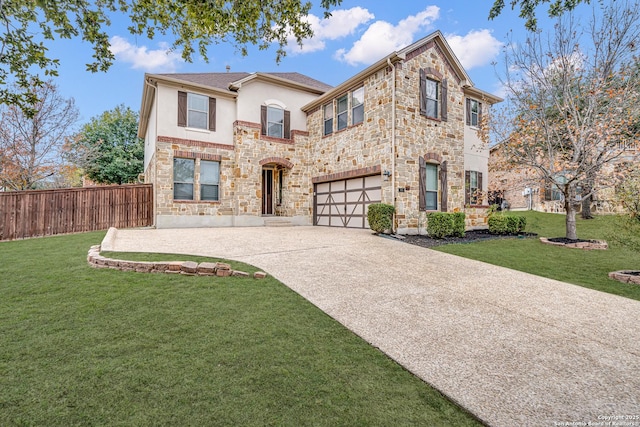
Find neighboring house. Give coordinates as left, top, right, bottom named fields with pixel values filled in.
left=489, top=142, right=639, bottom=213
left=138, top=31, right=502, bottom=234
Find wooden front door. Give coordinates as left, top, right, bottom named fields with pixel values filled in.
left=262, top=169, right=273, bottom=215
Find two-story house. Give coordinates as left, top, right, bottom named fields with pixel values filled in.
left=138, top=31, right=502, bottom=234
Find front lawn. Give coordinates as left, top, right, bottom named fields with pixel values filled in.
left=0, top=232, right=479, bottom=426
left=436, top=211, right=640, bottom=301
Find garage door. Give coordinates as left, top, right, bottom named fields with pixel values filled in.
left=314, top=175, right=382, bottom=228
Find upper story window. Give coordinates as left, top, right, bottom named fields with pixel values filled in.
left=178, top=91, right=216, bottom=131
left=425, top=79, right=439, bottom=118
left=419, top=68, right=448, bottom=121
left=260, top=104, right=290, bottom=139
left=188, top=93, right=208, bottom=129
left=336, top=94, right=348, bottom=131
left=351, top=87, right=364, bottom=125
left=323, top=103, right=333, bottom=136
left=466, top=98, right=482, bottom=127
left=267, top=106, right=284, bottom=138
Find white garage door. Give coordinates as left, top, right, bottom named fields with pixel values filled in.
left=314, top=175, right=382, bottom=228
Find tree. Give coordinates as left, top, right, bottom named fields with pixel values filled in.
left=494, top=1, right=640, bottom=240
left=489, top=0, right=589, bottom=30
left=0, top=0, right=342, bottom=116
left=67, top=105, right=144, bottom=185
left=0, top=81, right=79, bottom=190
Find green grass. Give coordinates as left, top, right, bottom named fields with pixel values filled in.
left=0, top=232, right=479, bottom=426
left=436, top=211, right=640, bottom=301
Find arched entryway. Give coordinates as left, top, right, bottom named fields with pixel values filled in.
left=259, top=157, right=293, bottom=215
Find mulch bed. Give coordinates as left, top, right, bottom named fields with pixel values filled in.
left=402, top=229, right=537, bottom=249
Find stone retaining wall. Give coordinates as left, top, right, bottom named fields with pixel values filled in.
left=87, top=245, right=267, bottom=278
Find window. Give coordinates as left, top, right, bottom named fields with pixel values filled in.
left=337, top=94, right=348, bottom=131
left=267, top=106, right=284, bottom=138
left=200, top=160, right=220, bottom=201
left=466, top=99, right=482, bottom=127
left=351, top=87, right=364, bottom=125
left=323, top=103, right=333, bottom=136
left=419, top=68, right=447, bottom=121
left=178, top=92, right=216, bottom=131
left=425, top=79, right=439, bottom=118
left=173, top=158, right=195, bottom=200
left=261, top=105, right=290, bottom=139
left=425, top=163, right=439, bottom=210
left=465, top=170, right=483, bottom=205
left=187, top=93, right=208, bottom=129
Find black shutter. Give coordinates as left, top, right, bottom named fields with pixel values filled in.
left=465, top=98, right=471, bottom=125
left=440, top=79, right=448, bottom=121
left=178, top=91, right=187, bottom=127
left=465, top=170, right=471, bottom=205
left=419, top=156, right=426, bottom=211
left=440, top=161, right=448, bottom=212
left=478, top=172, right=483, bottom=205
left=478, top=102, right=483, bottom=127
left=284, top=110, right=291, bottom=139
left=419, top=68, right=427, bottom=116
left=208, top=97, right=216, bottom=131
left=260, top=105, right=267, bottom=135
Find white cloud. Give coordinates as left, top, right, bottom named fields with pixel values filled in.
left=335, top=6, right=440, bottom=66
left=286, top=7, right=375, bottom=55
left=109, top=36, right=183, bottom=72
left=445, top=29, right=502, bottom=70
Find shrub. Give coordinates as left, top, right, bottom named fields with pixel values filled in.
left=488, top=214, right=527, bottom=235
left=367, top=203, right=395, bottom=233
left=426, top=212, right=466, bottom=239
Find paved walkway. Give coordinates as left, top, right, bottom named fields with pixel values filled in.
left=103, top=226, right=640, bottom=427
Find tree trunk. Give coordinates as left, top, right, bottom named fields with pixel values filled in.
left=581, top=193, right=593, bottom=219
left=565, top=184, right=578, bottom=240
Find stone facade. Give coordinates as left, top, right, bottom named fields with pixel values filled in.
left=140, top=31, right=502, bottom=234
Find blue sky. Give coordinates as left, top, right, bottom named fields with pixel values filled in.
left=43, top=0, right=593, bottom=124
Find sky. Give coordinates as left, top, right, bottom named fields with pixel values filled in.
left=40, top=0, right=595, bottom=125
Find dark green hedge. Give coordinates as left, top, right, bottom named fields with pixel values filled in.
left=367, top=203, right=395, bottom=233
left=426, top=212, right=465, bottom=239
left=488, top=214, right=527, bottom=235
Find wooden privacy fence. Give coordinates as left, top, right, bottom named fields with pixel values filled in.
left=0, top=184, right=153, bottom=241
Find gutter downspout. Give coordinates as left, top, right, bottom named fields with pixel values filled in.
left=387, top=58, right=397, bottom=231
left=144, top=77, right=158, bottom=228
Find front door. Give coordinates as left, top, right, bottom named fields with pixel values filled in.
left=262, top=169, right=273, bottom=215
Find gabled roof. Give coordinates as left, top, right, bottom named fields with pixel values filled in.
left=138, top=71, right=332, bottom=137
left=152, top=71, right=332, bottom=94
left=302, top=31, right=499, bottom=111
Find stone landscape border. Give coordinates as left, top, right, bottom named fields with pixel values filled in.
left=87, top=245, right=267, bottom=279
left=608, top=271, right=640, bottom=285
left=539, top=237, right=608, bottom=250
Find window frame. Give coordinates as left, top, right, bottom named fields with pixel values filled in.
left=336, top=94, right=348, bottom=131
left=266, top=105, right=284, bottom=139
left=351, top=87, right=364, bottom=126
left=323, top=102, right=334, bottom=136
left=200, top=160, right=220, bottom=202
left=467, top=170, right=480, bottom=205
left=470, top=99, right=479, bottom=127
left=187, top=93, right=209, bottom=130
left=425, top=163, right=439, bottom=211
left=425, top=79, right=439, bottom=119
left=173, top=158, right=195, bottom=201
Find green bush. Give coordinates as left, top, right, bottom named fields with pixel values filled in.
left=367, top=203, right=395, bottom=233
left=488, top=214, right=527, bottom=235
left=426, top=212, right=466, bottom=239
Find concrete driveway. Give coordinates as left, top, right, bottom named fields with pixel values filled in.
left=103, top=226, right=640, bottom=427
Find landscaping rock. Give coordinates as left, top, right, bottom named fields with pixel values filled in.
left=253, top=271, right=267, bottom=279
